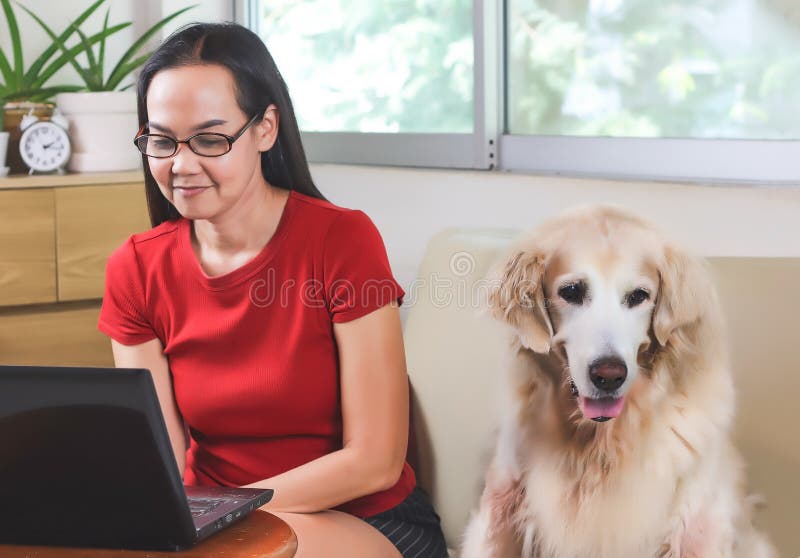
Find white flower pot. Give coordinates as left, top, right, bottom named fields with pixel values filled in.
left=56, top=91, right=141, bottom=173
left=0, top=131, right=9, bottom=177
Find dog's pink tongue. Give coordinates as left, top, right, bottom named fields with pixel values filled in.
left=579, top=396, right=625, bottom=420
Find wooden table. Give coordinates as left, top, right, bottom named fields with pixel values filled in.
left=0, top=510, right=297, bottom=558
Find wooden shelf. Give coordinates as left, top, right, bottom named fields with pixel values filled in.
left=0, top=169, right=145, bottom=190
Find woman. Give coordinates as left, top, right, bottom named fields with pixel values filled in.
left=99, top=22, right=447, bottom=558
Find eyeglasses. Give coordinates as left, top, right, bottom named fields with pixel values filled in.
left=133, top=112, right=262, bottom=158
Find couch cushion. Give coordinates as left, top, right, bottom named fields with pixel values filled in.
left=403, top=228, right=516, bottom=548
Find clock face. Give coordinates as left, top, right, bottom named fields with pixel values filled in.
left=20, top=121, right=71, bottom=172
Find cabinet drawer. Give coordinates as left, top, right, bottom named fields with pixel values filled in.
left=55, top=183, right=150, bottom=301
left=0, top=301, right=112, bottom=367
left=0, top=189, right=56, bottom=306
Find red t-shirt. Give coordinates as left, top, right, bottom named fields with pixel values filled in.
left=97, top=189, right=416, bottom=518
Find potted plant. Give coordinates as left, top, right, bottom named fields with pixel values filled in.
left=26, top=4, right=196, bottom=172
left=0, top=0, right=123, bottom=174
left=0, top=109, right=8, bottom=177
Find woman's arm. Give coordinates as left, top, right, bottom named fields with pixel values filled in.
left=110, top=338, right=187, bottom=477
left=245, top=302, right=409, bottom=512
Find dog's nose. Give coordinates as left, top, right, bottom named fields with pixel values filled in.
left=589, top=356, right=627, bottom=392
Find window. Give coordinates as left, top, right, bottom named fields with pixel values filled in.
left=240, top=0, right=800, bottom=183
left=503, top=0, right=800, bottom=183
left=245, top=0, right=494, bottom=168
left=252, top=0, right=473, bottom=133
left=508, top=0, right=800, bottom=140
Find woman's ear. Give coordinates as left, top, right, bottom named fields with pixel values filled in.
left=255, top=104, right=279, bottom=152
left=488, top=249, right=554, bottom=353
left=651, top=243, right=713, bottom=347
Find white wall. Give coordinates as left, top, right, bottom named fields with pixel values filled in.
left=160, top=0, right=234, bottom=35
left=310, top=164, right=800, bottom=294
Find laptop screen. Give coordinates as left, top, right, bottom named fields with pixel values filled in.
left=0, top=366, right=197, bottom=549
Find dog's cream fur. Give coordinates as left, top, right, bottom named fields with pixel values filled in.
left=461, top=206, right=775, bottom=558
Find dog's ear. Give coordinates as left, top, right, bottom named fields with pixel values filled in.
left=488, top=250, right=554, bottom=353
left=652, top=244, right=712, bottom=347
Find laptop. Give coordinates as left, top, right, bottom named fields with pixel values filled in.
left=0, top=365, right=274, bottom=551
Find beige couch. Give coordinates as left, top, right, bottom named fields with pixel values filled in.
left=403, top=228, right=799, bottom=557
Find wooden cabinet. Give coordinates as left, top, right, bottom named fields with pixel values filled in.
left=0, top=171, right=148, bottom=366
left=56, top=184, right=150, bottom=301
left=0, top=301, right=114, bottom=367
left=0, top=189, right=56, bottom=305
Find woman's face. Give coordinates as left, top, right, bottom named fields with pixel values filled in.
left=145, top=64, right=277, bottom=221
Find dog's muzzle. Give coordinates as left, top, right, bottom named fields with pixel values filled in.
left=571, top=356, right=628, bottom=422
left=588, top=356, right=627, bottom=393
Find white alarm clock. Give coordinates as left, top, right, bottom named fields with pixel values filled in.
left=19, top=109, right=72, bottom=174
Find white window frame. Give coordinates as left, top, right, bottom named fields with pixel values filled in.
left=501, top=136, right=800, bottom=185
left=238, top=0, right=800, bottom=185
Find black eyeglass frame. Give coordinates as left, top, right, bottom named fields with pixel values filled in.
left=133, top=112, right=263, bottom=158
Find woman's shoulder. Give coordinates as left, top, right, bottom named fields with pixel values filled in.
left=132, top=218, right=183, bottom=244
left=291, top=190, right=353, bottom=217
left=290, top=190, right=377, bottom=235
left=108, top=219, right=184, bottom=270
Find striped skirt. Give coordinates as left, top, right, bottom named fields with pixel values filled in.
left=364, top=486, right=449, bottom=558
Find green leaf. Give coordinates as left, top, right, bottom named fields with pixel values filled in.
left=21, top=0, right=107, bottom=88
left=106, top=5, right=196, bottom=89
left=105, top=52, right=151, bottom=91
left=18, top=5, right=92, bottom=89
left=0, top=47, right=14, bottom=89
left=98, top=9, right=110, bottom=85
left=2, top=0, right=23, bottom=86
left=31, top=22, right=130, bottom=91
left=6, top=85, right=84, bottom=102
left=74, top=26, right=101, bottom=89
left=75, top=27, right=97, bottom=73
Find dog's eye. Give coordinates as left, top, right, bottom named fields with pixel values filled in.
left=558, top=282, right=587, bottom=305
left=626, top=288, right=650, bottom=308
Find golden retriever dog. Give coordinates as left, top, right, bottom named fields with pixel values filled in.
left=461, top=205, right=775, bottom=558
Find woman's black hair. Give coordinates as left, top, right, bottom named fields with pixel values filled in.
left=136, top=22, right=326, bottom=227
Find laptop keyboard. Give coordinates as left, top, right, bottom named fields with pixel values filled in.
left=187, top=496, right=228, bottom=517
